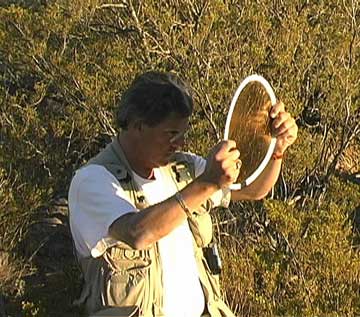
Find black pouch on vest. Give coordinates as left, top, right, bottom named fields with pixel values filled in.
left=203, top=243, right=222, bottom=275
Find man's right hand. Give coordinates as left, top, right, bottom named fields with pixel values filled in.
left=199, top=140, right=241, bottom=189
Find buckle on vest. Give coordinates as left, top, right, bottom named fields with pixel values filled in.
left=135, top=195, right=147, bottom=209
left=115, top=167, right=131, bottom=182
left=171, top=164, right=192, bottom=183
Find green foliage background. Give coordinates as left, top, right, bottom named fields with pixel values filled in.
left=0, top=0, right=359, bottom=316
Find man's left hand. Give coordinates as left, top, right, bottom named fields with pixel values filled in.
left=270, top=101, right=298, bottom=155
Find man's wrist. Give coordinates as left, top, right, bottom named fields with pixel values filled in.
left=196, top=174, right=221, bottom=192
left=272, top=152, right=284, bottom=160
left=272, top=145, right=287, bottom=160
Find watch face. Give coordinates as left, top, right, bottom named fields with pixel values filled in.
left=224, top=75, right=277, bottom=190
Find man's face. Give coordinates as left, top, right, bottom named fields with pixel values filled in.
left=139, top=114, right=190, bottom=167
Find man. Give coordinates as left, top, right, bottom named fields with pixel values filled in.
left=69, top=71, right=298, bottom=317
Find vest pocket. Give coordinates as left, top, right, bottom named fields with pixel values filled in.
left=103, top=248, right=152, bottom=313
left=105, top=268, right=147, bottom=307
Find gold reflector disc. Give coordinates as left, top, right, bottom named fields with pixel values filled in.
left=224, top=75, right=277, bottom=190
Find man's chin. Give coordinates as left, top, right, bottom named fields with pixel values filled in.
left=158, top=153, right=175, bottom=166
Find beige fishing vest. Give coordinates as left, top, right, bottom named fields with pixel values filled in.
left=76, top=138, right=235, bottom=317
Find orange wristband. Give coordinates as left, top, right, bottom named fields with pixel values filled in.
left=272, top=152, right=284, bottom=160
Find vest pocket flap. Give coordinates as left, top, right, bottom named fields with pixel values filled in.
left=92, top=238, right=143, bottom=258
left=106, top=248, right=152, bottom=272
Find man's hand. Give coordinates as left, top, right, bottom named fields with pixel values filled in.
left=200, top=140, right=241, bottom=189
left=270, top=101, right=298, bottom=155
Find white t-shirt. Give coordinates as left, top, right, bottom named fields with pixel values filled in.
left=68, top=153, right=230, bottom=317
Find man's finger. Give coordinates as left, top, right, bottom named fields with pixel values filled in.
left=273, top=116, right=296, bottom=135
left=273, top=111, right=291, bottom=127
left=215, top=140, right=237, bottom=159
left=270, top=101, right=285, bottom=119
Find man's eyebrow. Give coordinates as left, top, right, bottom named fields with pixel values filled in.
left=164, top=129, right=182, bottom=133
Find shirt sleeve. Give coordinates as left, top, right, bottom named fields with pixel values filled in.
left=68, top=164, right=137, bottom=258
left=186, top=152, right=231, bottom=208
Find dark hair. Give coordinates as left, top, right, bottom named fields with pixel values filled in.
left=116, top=71, right=193, bottom=129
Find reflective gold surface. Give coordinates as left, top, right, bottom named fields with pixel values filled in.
left=228, top=81, right=273, bottom=184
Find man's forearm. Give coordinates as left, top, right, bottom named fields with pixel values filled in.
left=108, top=176, right=218, bottom=249
left=231, top=158, right=282, bottom=201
